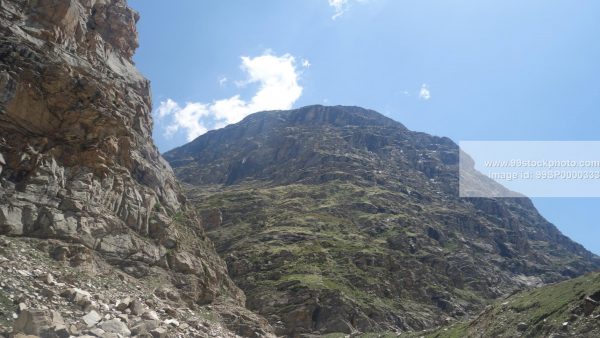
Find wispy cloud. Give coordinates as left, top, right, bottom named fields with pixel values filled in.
left=155, top=52, right=304, bottom=141
left=419, top=84, right=431, bottom=100
left=328, top=0, right=369, bottom=19
left=329, top=0, right=349, bottom=19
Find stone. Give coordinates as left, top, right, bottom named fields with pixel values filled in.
left=130, top=323, right=147, bottom=336
left=583, top=296, right=599, bottom=315
left=100, top=318, right=131, bottom=336
left=130, top=299, right=145, bottom=316
left=142, top=310, right=159, bottom=321
left=118, top=313, right=129, bottom=323
left=517, top=322, right=528, bottom=331
left=61, top=288, right=92, bottom=309
left=41, top=273, right=54, bottom=285
left=164, top=318, right=179, bottom=327
left=69, top=324, right=81, bottom=335
left=116, top=297, right=131, bottom=312
left=82, top=310, right=102, bottom=327
left=89, top=327, right=105, bottom=337
left=40, top=288, right=56, bottom=298
left=163, top=307, right=178, bottom=317
left=0, top=205, right=23, bottom=235
left=13, top=309, right=64, bottom=336
left=150, top=327, right=168, bottom=338
left=143, top=320, right=160, bottom=331
left=50, top=325, right=70, bottom=338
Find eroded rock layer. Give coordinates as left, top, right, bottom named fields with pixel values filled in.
left=0, top=0, right=272, bottom=336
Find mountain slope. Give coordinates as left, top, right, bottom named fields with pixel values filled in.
left=165, top=105, right=600, bottom=336
left=0, top=0, right=271, bottom=336
left=421, top=272, right=600, bottom=338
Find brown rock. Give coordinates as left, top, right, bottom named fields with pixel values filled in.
left=13, top=309, right=64, bottom=336
left=584, top=296, right=599, bottom=316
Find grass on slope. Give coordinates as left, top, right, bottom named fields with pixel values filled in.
left=320, top=272, right=600, bottom=337
left=426, top=272, right=600, bottom=337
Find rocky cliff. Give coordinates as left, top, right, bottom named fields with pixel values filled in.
left=0, top=0, right=272, bottom=336
left=165, top=105, right=600, bottom=336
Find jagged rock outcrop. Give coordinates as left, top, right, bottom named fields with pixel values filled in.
left=0, top=0, right=273, bottom=336
left=165, top=105, right=600, bottom=337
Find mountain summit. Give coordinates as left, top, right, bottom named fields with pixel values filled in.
left=165, top=105, right=600, bottom=336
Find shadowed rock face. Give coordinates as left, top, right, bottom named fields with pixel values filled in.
left=165, top=105, right=600, bottom=336
left=0, top=0, right=181, bottom=250
left=0, top=1, right=275, bottom=336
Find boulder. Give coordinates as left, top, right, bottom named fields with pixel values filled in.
left=100, top=319, right=131, bottom=336
left=13, top=309, right=64, bottom=336
left=0, top=205, right=23, bottom=235
left=150, top=327, right=168, bottom=338
left=142, top=310, right=160, bottom=321
left=61, top=288, right=93, bottom=309
left=82, top=310, right=102, bottom=327
left=583, top=296, right=598, bottom=315
left=116, top=297, right=132, bottom=312
left=130, top=299, right=145, bottom=315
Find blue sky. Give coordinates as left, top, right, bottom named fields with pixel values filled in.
left=129, top=0, right=600, bottom=254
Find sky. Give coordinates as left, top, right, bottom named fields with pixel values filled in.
left=128, top=0, right=600, bottom=254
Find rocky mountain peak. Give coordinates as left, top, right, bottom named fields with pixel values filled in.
left=244, top=104, right=404, bottom=128
left=165, top=104, right=452, bottom=187
left=165, top=105, right=600, bottom=336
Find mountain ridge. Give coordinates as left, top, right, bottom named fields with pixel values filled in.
left=165, top=104, right=599, bottom=336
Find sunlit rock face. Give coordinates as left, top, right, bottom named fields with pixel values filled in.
left=0, top=0, right=243, bottom=308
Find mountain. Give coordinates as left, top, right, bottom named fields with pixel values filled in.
left=0, top=0, right=271, bottom=337
left=165, top=105, right=600, bottom=336
left=421, top=272, right=600, bottom=338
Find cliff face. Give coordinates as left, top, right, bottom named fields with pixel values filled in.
left=165, top=105, right=600, bottom=336
left=0, top=1, right=272, bottom=336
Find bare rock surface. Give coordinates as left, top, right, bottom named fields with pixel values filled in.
left=0, top=235, right=272, bottom=337
left=0, top=0, right=273, bottom=336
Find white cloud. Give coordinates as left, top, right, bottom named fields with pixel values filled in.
left=329, top=0, right=349, bottom=19
left=218, top=76, right=228, bottom=86
left=302, top=59, right=311, bottom=68
left=156, top=99, right=209, bottom=140
left=419, top=84, right=431, bottom=100
left=156, top=98, right=178, bottom=119
left=155, top=52, right=303, bottom=141
left=328, top=0, right=369, bottom=19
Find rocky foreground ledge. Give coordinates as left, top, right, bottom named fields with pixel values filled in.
left=0, top=235, right=273, bottom=338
